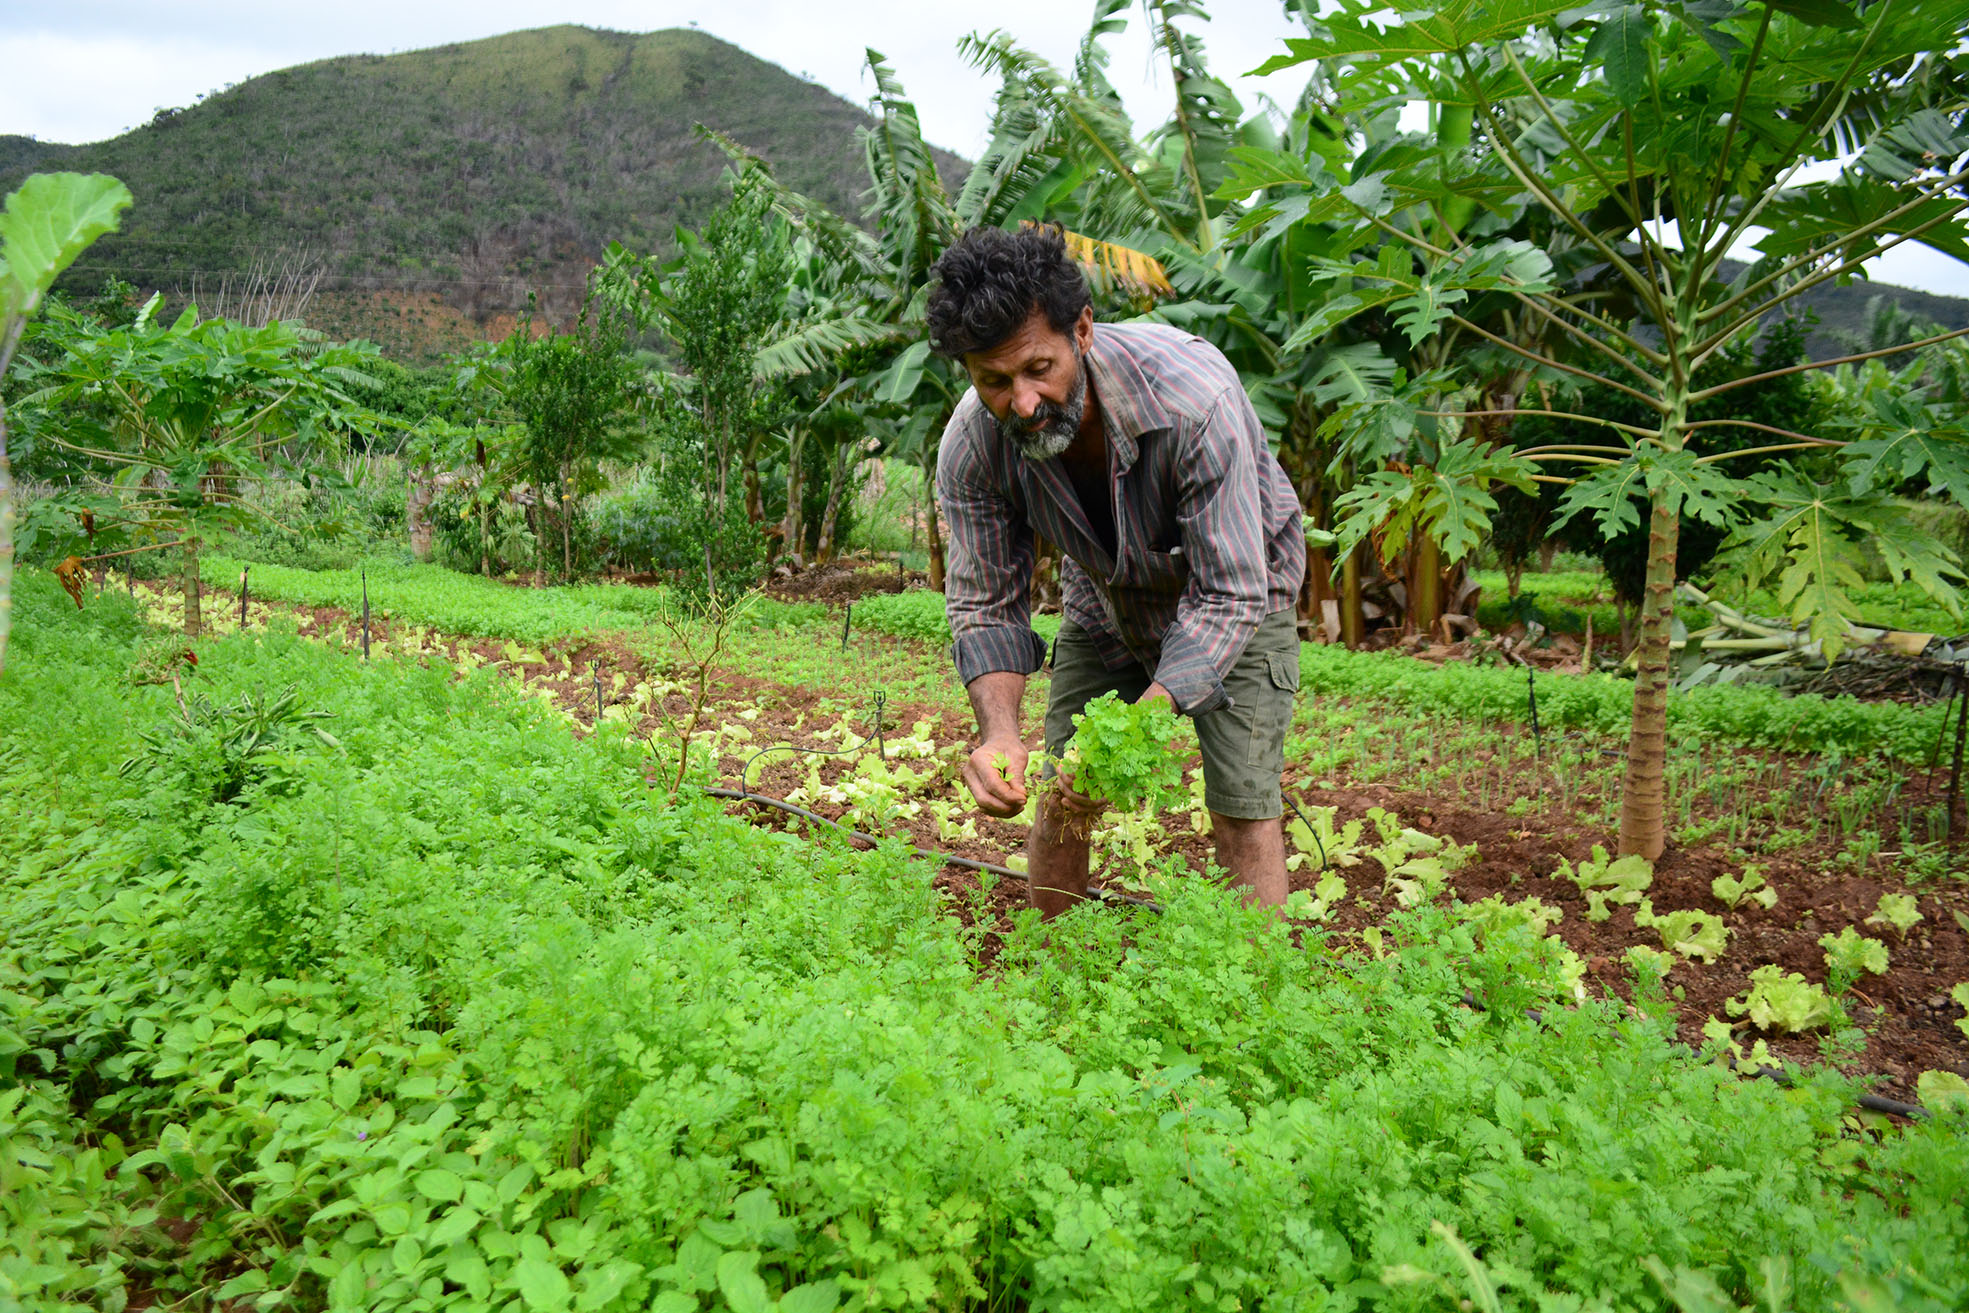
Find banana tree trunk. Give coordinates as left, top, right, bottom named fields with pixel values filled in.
left=816, top=441, right=850, bottom=565
left=182, top=538, right=203, bottom=638
left=1341, top=545, right=1364, bottom=649
left=1618, top=489, right=1682, bottom=859
left=922, top=455, right=945, bottom=591
left=782, top=428, right=806, bottom=566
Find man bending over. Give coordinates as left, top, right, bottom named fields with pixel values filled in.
left=929, top=224, right=1307, bottom=917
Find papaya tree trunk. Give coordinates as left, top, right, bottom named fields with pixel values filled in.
left=560, top=464, right=574, bottom=580
left=1410, top=532, right=1442, bottom=635
left=1618, top=488, right=1682, bottom=859
left=181, top=537, right=203, bottom=637
left=406, top=462, right=436, bottom=561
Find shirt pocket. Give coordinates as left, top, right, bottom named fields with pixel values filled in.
left=1120, top=548, right=1189, bottom=589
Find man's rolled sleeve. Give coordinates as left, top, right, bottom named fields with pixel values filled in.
left=938, top=421, right=1048, bottom=686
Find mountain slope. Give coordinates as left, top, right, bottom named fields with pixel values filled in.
left=1, top=25, right=965, bottom=346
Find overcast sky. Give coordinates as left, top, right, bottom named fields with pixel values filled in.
left=4, top=1, right=1963, bottom=297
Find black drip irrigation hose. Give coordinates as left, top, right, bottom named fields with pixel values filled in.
left=702, top=786, right=1161, bottom=912
left=1453, top=988, right=1932, bottom=1120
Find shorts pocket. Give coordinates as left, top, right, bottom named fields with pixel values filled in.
left=1266, top=650, right=1301, bottom=693
left=1245, top=650, right=1300, bottom=769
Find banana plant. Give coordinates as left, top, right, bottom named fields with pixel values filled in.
left=0, top=171, right=130, bottom=677
left=1249, top=0, right=1969, bottom=857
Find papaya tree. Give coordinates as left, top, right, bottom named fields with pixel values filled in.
left=1240, top=0, right=1969, bottom=857
left=19, top=297, right=377, bottom=636
left=0, top=172, right=131, bottom=677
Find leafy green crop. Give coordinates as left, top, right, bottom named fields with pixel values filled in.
left=1555, top=845, right=1653, bottom=921
left=1634, top=901, right=1729, bottom=964
left=1865, top=893, right=1923, bottom=938
left=1820, top=927, right=1891, bottom=995
left=1053, top=689, right=1190, bottom=813
left=1712, top=864, right=1778, bottom=911
left=7, top=569, right=1969, bottom=1310
left=1729, top=966, right=1835, bottom=1034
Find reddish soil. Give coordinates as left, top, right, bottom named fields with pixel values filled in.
left=146, top=579, right=1969, bottom=1104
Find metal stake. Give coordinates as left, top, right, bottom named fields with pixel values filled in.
left=595, top=667, right=604, bottom=722
left=239, top=566, right=249, bottom=627
left=842, top=602, right=852, bottom=651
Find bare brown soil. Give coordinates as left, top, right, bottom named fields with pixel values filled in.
left=144, top=579, right=1969, bottom=1103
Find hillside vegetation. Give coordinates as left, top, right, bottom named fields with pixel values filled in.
left=1, top=25, right=966, bottom=338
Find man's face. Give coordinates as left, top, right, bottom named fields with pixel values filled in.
left=961, top=306, right=1094, bottom=462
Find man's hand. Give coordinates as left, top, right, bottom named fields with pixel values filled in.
left=963, top=740, right=1030, bottom=818
left=1137, top=681, right=1175, bottom=710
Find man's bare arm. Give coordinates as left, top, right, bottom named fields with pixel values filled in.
left=961, top=671, right=1029, bottom=817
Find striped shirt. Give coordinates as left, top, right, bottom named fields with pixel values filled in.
left=937, top=322, right=1306, bottom=716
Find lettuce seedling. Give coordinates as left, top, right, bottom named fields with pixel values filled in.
left=1864, top=893, right=1921, bottom=939
left=1634, top=900, right=1729, bottom=964
left=1711, top=865, right=1777, bottom=911
left=1729, top=966, right=1834, bottom=1033
left=1952, top=983, right=1969, bottom=1040
left=1818, top=926, right=1889, bottom=994
left=1554, top=846, right=1652, bottom=921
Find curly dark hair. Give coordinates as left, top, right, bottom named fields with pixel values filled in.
left=925, top=224, right=1091, bottom=358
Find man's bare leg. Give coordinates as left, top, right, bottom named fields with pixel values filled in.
left=1027, top=791, right=1093, bottom=918
left=1210, top=811, right=1287, bottom=908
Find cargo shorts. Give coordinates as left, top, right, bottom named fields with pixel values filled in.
left=1042, top=608, right=1301, bottom=820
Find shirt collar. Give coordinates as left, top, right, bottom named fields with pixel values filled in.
left=1085, top=325, right=1169, bottom=474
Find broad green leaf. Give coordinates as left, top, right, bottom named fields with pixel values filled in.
left=1279, top=291, right=1407, bottom=355
left=1645, top=449, right=1737, bottom=526
left=1390, top=282, right=1469, bottom=346
left=1841, top=396, right=1969, bottom=504
left=0, top=173, right=133, bottom=320
left=1253, top=0, right=1583, bottom=71
left=717, top=1250, right=774, bottom=1313
left=1552, top=459, right=1648, bottom=539
left=1765, top=0, right=1859, bottom=28
left=1306, top=342, right=1398, bottom=404
left=1212, top=145, right=1314, bottom=200
left=876, top=339, right=932, bottom=404
left=1585, top=7, right=1652, bottom=108
left=778, top=1281, right=842, bottom=1313
left=512, top=1255, right=573, bottom=1311
left=1916, top=1069, right=1969, bottom=1113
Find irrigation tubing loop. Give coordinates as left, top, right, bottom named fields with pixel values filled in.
left=702, top=786, right=1158, bottom=912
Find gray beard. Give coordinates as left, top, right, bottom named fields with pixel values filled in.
left=1000, top=350, right=1088, bottom=463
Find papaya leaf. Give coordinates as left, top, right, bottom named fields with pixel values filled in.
left=1551, top=459, right=1648, bottom=539
left=1645, top=449, right=1737, bottom=527
left=1584, top=6, right=1652, bottom=109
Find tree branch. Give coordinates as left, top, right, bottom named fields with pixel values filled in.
left=1690, top=325, right=1969, bottom=402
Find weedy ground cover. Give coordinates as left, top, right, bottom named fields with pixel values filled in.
left=7, top=569, right=1969, bottom=1311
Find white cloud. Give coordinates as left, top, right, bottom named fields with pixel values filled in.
left=5, top=4, right=1964, bottom=297
left=2, top=1, right=1307, bottom=157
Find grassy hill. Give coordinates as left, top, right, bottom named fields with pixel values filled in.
left=1, top=26, right=965, bottom=354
